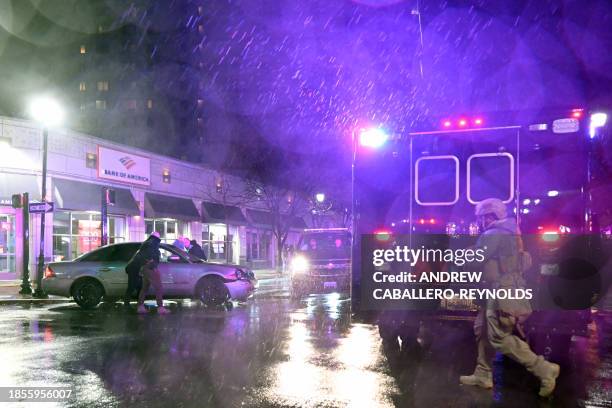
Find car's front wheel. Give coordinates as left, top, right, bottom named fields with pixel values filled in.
left=195, top=277, right=229, bottom=307
left=72, top=279, right=104, bottom=309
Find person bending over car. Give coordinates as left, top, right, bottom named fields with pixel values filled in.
left=136, top=232, right=170, bottom=314
left=188, top=239, right=207, bottom=261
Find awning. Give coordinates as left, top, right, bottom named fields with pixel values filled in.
left=202, top=202, right=247, bottom=224
left=144, top=192, right=200, bottom=221
left=246, top=209, right=274, bottom=226
left=53, top=178, right=139, bottom=216
left=0, top=173, right=40, bottom=205
left=246, top=209, right=307, bottom=230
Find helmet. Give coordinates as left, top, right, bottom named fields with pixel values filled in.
left=475, top=198, right=507, bottom=220
left=151, top=231, right=161, bottom=239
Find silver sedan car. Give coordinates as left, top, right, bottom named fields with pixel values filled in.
left=42, top=242, right=256, bottom=309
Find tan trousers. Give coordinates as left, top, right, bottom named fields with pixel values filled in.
left=474, top=299, right=539, bottom=376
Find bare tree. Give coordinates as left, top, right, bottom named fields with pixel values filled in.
left=243, top=179, right=310, bottom=271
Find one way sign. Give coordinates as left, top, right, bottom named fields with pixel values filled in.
left=29, top=201, right=54, bottom=213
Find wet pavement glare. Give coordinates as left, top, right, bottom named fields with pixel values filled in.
left=0, top=293, right=610, bottom=408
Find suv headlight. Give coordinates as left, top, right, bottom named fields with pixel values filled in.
left=291, top=256, right=309, bottom=274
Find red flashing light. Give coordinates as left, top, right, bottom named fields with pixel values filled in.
left=429, top=218, right=435, bottom=224
left=571, top=109, right=583, bottom=119
left=419, top=218, right=425, bottom=225
left=374, top=229, right=392, bottom=242
left=440, top=116, right=486, bottom=129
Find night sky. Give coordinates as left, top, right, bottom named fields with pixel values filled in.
left=1, top=0, right=611, bottom=190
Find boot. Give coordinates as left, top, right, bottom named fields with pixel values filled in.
left=460, top=369, right=493, bottom=389
left=528, top=356, right=560, bottom=397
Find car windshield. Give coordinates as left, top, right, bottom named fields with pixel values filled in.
left=298, top=231, right=351, bottom=259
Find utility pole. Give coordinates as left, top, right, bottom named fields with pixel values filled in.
left=101, top=187, right=108, bottom=246
left=33, top=128, right=48, bottom=298
left=18, top=193, right=31, bottom=295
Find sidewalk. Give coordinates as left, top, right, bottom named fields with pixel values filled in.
left=0, top=281, right=68, bottom=305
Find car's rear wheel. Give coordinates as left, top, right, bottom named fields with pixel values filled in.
left=196, top=277, right=229, bottom=307
left=72, top=279, right=104, bottom=309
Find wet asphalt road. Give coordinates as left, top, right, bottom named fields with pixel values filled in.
left=0, top=284, right=610, bottom=408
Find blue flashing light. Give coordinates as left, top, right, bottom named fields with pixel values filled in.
left=359, top=128, right=388, bottom=148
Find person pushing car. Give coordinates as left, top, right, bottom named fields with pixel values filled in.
left=133, top=232, right=170, bottom=314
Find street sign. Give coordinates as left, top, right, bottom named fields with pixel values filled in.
left=29, top=201, right=54, bottom=213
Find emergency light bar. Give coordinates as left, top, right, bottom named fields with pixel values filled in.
left=303, top=228, right=349, bottom=232
left=440, top=116, right=484, bottom=130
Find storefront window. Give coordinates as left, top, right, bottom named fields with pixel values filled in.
left=247, top=230, right=271, bottom=261
left=145, top=219, right=189, bottom=244
left=0, top=214, right=16, bottom=273
left=53, top=211, right=127, bottom=261
left=201, top=223, right=235, bottom=263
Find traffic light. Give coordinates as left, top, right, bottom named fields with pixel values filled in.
left=11, top=193, right=23, bottom=208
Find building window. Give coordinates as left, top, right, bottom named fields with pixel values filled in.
left=247, top=231, right=270, bottom=262
left=80, top=45, right=86, bottom=54
left=147, top=99, right=153, bottom=109
left=95, top=100, right=106, bottom=109
left=97, top=81, right=109, bottom=91
left=145, top=219, right=189, bottom=244
left=201, top=224, right=235, bottom=263
left=52, top=212, right=126, bottom=261
left=79, top=82, right=86, bottom=91
left=86, top=152, right=97, bottom=168
left=0, top=214, right=16, bottom=274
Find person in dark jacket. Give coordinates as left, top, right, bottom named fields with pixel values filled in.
left=123, top=238, right=150, bottom=306
left=188, top=239, right=207, bottom=261
left=135, top=232, right=170, bottom=314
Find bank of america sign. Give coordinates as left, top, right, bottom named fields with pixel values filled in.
left=97, top=146, right=151, bottom=186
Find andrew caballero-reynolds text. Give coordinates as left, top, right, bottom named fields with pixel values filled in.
left=370, top=246, right=533, bottom=301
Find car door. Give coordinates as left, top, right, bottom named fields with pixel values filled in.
left=157, top=246, right=193, bottom=296
left=77, top=245, right=122, bottom=296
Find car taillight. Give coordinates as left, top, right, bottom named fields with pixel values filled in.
left=44, top=266, right=56, bottom=279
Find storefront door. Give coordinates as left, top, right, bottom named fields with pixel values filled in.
left=0, top=214, right=16, bottom=277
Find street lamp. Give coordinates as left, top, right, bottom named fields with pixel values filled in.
left=358, top=127, right=388, bottom=148
left=28, top=96, right=64, bottom=298
left=315, top=193, right=325, bottom=203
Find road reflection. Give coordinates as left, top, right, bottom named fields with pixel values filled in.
left=0, top=298, right=608, bottom=408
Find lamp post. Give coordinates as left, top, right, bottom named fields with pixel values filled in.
left=28, top=96, right=64, bottom=298
left=350, top=126, right=389, bottom=310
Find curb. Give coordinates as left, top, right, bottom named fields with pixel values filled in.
left=0, top=297, right=71, bottom=305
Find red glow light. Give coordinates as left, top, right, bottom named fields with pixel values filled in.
left=458, top=119, right=467, bottom=127
left=419, top=218, right=425, bottom=225
left=571, top=110, right=583, bottom=118
left=429, top=218, right=435, bottom=224
left=443, top=120, right=452, bottom=128
left=473, top=118, right=483, bottom=125
left=374, top=229, right=392, bottom=242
